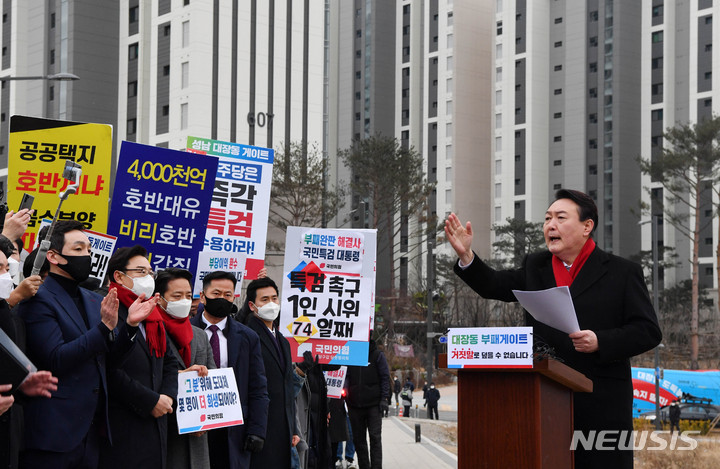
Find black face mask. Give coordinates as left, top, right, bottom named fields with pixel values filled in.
left=204, top=297, right=236, bottom=319
left=56, top=254, right=93, bottom=283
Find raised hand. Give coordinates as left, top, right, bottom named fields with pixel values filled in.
left=127, top=293, right=160, bottom=327
left=100, top=288, right=120, bottom=330
left=444, top=212, right=475, bottom=265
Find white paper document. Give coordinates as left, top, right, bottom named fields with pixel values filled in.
left=511, top=286, right=580, bottom=334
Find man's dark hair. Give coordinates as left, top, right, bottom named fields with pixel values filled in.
left=155, top=268, right=193, bottom=297
left=106, top=245, right=148, bottom=284
left=554, top=189, right=598, bottom=235
left=202, top=270, right=238, bottom=291
left=49, top=220, right=86, bottom=252
left=245, top=277, right=279, bottom=304
left=0, top=235, right=15, bottom=258
left=14, top=237, right=23, bottom=252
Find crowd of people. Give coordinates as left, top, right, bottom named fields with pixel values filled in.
left=0, top=210, right=391, bottom=469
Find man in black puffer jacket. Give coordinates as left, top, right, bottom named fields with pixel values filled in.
left=344, top=340, right=390, bottom=469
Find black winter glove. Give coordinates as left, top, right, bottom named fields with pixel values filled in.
left=380, top=401, right=389, bottom=414
left=297, top=351, right=318, bottom=374
left=244, top=434, right=265, bottom=453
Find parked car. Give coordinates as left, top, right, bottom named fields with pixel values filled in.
left=640, top=395, right=720, bottom=423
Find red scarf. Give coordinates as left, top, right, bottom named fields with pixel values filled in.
left=158, top=308, right=193, bottom=368
left=110, top=282, right=167, bottom=358
left=552, top=238, right=596, bottom=287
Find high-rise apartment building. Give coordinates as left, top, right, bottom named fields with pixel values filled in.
left=494, top=0, right=643, bottom=259
left=119, top=0, right=325, bottom=153
left=640, top=0, right=717, bottom=291
left=0, top=0, right=119, bottom=194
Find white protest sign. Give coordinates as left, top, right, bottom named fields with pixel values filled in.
left=35, top=219, right=117, bottom=283
left=193, top=252, right=246, bottom=298
left=279, top=227, right=377, bottom=366
left=447, top=327, right=533, bottom=369
left=176, top=368, right=244, bottom=434
left=324, top=366, right=348, bottom=399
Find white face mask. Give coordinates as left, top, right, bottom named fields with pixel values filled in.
left=129, top=274, right=155, bottom=299
left=256, top=301, right=280, bottom=322
left=7, top=258, right=20, bottom=284
left=163, top=298, right=192, bottom=319
left=0, top=272, right=14, bottom=299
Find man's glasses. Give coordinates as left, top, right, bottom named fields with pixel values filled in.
left=124, top=268, right=156, bottom=278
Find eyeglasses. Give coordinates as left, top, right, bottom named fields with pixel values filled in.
left=124, top=268, right=156, bottom=278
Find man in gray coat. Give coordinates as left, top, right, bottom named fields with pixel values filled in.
left=155, top=268, right=216, bottom=469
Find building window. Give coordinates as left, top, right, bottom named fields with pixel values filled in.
left=127, top=118, right=137, bottom=134
left=589, top=62, right=597, bottom=73
left=589, top=165, right=597, bottom=175
left=706, top=44, right=713, bottom=52
left=50, top=12, right=55, bottom=28
left=356, top=50, right=361, bottom=58
left=356, top=29, right=361, bottom=38
left=589, top=11, right=598, bottom=21
left=162, top=105, right=169, bottom=116
left=554, top=17, right=563, bottom=24
left=181, top=103, right=189, bottom=129
left=589, top=36, right=598, bottom=47
left=554, top=88, right=562, bottom=95
left=129, top=43, right=139, bottom=60
left=129, top=6, right=139, bottom=23
left=355, top=112, right=361, bottom=121
left=652, top=31, right=663, bottom=43
left=651, top=83, right=663, bottom=96
left=49, top=49, right=55, bottom=64
left=49, top=86, right=54, bottom=101
left=589, top=139, right=597, bottom=149
left=554, top=41, right=562, bottom=48
left=164, top=24, right=171, bottom=36
left=496, top=67, right=502, bottom=81
left=181, top=62, right=189, bottom=88
left=651, top=57, right=663, bottom=69
left=652, top=6, right=663, bottom=17
left=651, top=109, right=663, bottom=121
left=704, top=98, right=712, bottom=107
left=589, top=88, right=597, bottom=98
left=554, top=64, right=562, bottom=71
left=163, top=65, right=170, bottom=76
left=182, top=21, right=190, bottom=47
left=185, top=0, right=190, bottom=5
left=128, top=81, right=138, bottom=97
left=553, top=184, right=562, bottom=190
left=705, top=16, right=713, bottom=25
left=553, top=160, right=562, bottom=166
left=705, top=71, right=712, bottom=80
left=497, top=21, right=502, bottom=35
left=553, top=112, right=562, bottom=118
left=589, top=113, right=597, bottom=123
left=355, top=71, right=361, bottom=79
left=554, top=136, right=562, bottom=142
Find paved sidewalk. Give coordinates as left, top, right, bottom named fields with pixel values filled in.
left=381, top=416, right=457, bottom=469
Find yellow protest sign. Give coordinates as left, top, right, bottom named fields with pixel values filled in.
left=7, top=115, right=112, bottom=249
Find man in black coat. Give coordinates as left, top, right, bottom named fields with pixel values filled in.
left=445, top=189, right=662, bottom=469
left=345, top=340, right=390, bottom=469
left=191, top=271, right=269, bottom=469
left=100, top=245, right=179, bottom=469
left=244, top=277, right=300, bottom=469
left=424, top=383, right=440, bottom=420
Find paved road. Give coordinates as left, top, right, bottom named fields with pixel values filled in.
left=382, top=416, right=457, bottom=469
left=389, top=384, right=458, bottom=422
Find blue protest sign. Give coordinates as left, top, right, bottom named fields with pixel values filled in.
left=108, top=141, right=218, bottom=271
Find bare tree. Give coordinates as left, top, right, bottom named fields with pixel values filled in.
left=637, top=116, right=720, bottom=369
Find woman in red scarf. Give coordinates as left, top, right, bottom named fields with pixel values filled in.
left=445, top=189, right=661, bottom=469
left=99, top=245, right=180, bottom=469
left=154, top=267, right=216, bottom=469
